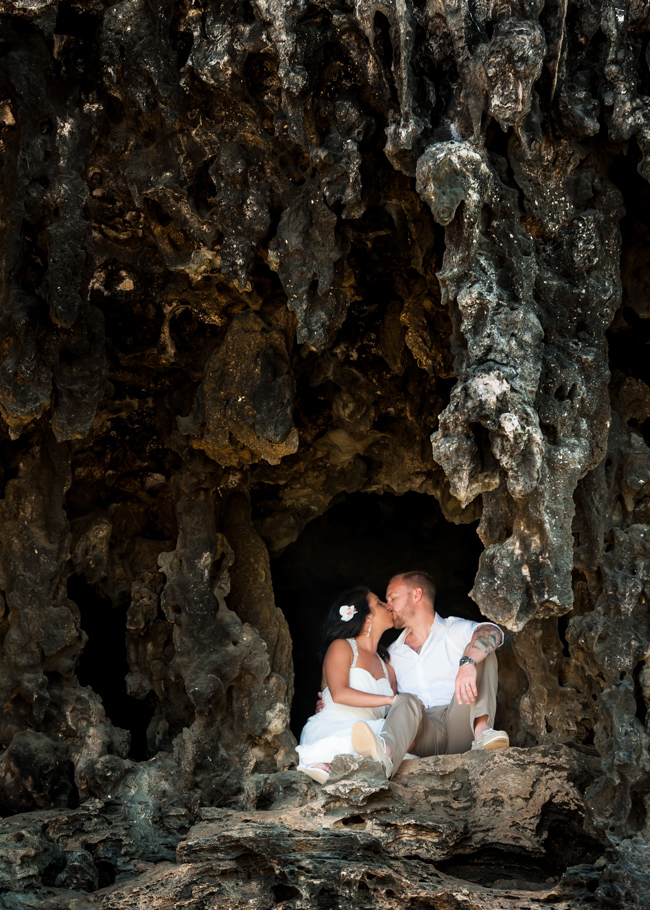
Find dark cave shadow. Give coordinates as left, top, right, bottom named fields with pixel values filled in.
left=269, top=490, right=485, bottom=738
left=69, top=575, right=154, bottom=760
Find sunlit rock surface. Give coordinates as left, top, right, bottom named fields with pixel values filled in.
left=1, top=0, right=650, bottom=907
left=1, top=748, right=608, bottom=909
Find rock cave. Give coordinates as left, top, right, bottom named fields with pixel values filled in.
left=1, top=0, right=650, bottom=908
left=270, top=490, right=485, bottom=736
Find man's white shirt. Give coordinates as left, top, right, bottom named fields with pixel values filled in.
left=387, top=614, right=502, bottom=709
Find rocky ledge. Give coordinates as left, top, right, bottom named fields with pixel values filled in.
left=3, top=745, right=632, bottom=909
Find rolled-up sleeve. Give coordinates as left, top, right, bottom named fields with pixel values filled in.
left=446, top=617, right=503, bottom=654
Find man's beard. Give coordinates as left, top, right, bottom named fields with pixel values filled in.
left=392, top=613, right=407, bottom=629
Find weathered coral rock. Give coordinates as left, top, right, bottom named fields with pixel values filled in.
left=1, top=747, right=606, bottom=909
left=1, top=0, right=650, bottom=907
left=178, top=310, right=299, bottom=465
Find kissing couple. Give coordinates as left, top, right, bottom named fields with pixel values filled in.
left=297, top=571, right=509, bottom=784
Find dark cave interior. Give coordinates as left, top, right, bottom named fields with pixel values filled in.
left=66, top=490, right=486, bottom=753
left=270, top=490, right=485, bottom=737
left=609, top=141, right=650, bottom=389
left=71, top=575, right=155, bottom=762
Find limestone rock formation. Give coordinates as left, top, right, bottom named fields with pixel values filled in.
left=1, top=747, right=609, bottom=909
left=1, top=0, right=650, bottom=907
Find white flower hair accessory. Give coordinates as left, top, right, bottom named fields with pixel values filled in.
left=339, top=604, right=357, bottom=621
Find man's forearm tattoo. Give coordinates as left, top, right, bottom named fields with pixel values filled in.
left=466, top=627, right=502, bottom=656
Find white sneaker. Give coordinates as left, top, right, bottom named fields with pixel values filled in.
left=471, top=728, right=509, bottom=751
left=351, top=722, right=393, bottom=778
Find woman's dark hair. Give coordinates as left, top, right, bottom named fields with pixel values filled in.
left=321, top=586, right=390, bottom=662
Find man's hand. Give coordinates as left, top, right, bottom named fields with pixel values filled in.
left=455, top=663, right=477, bottom=704
left=315, top=692, right=325, bottom=714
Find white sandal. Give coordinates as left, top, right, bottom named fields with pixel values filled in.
left=298, top=764, right=330, bottom=784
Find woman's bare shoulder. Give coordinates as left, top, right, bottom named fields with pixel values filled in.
left=324, top=638, right=353, bottom=660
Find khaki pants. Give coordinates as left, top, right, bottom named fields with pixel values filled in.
left=380, top=653, right=499, bottom=770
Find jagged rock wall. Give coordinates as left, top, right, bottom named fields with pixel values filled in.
left=1, top=0, right=650, bottom=907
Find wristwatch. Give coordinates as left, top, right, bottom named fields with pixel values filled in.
left=459, top=656, right=476, bottom=667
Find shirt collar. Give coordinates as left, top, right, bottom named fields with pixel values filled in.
left=393, top=613, right=444, bottom=650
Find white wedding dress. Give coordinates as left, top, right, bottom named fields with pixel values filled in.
left=296, top=638, right=393, bottom=767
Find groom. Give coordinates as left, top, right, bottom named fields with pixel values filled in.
left=350, top=570, right=509, bottom=779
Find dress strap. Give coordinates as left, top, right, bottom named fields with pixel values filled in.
left=347, top=638, right=359, bottom=668
left=379, top=655, right=390, bottom=681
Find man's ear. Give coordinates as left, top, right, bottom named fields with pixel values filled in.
left=412, top=587, right=423, bottom=603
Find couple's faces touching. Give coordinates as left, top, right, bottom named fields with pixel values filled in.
left=363, top=578, right=423, bottom=635
left=365, top=591, right=393, bottom=633
left=385, top=577, right=417, bottom=629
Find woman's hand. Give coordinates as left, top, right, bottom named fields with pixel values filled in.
left=324, top=640, right=398, bottom=709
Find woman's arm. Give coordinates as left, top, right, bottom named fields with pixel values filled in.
left=323, top=640, right=395, bottom=708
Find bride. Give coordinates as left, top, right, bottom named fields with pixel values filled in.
left=296, top=585, right=398, bottom=784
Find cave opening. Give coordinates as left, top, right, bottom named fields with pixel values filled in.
left=608, top=140, right=650, bottom=443
left=70, top=575, right=154, bottom=761
left=269, top=490, right=485, bottom=737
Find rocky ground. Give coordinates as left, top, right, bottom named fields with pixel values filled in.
left=2, top=0, right=650, bottom=907
left=3, top=747, right=614, bottom=909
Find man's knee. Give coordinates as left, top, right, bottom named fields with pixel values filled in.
left=394, top=693, right=423, bottom=718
